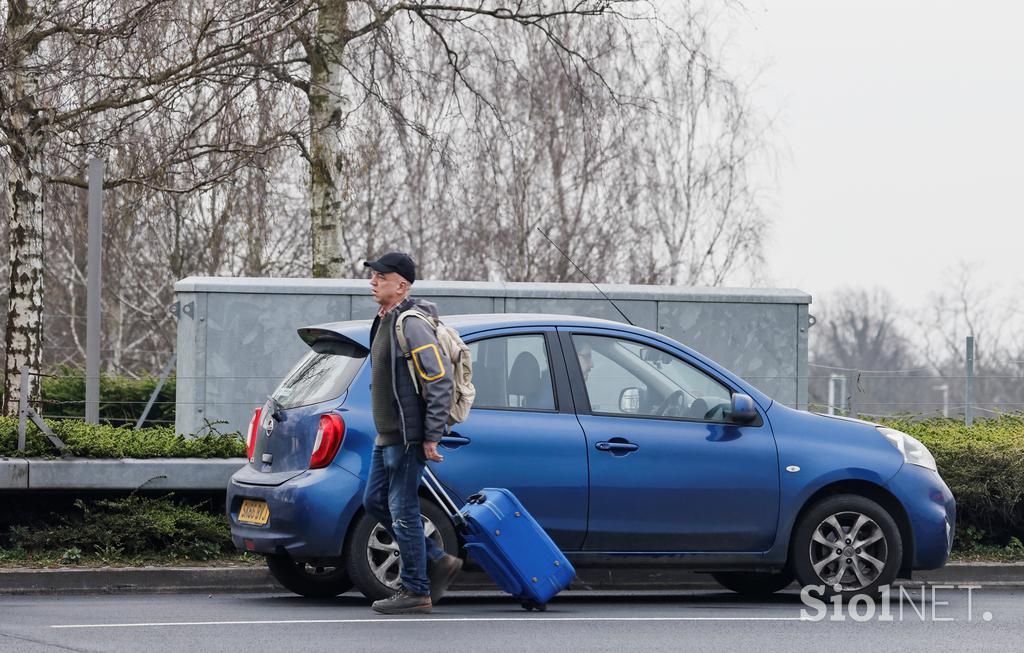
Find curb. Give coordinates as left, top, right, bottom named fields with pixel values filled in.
left=1, top=562, right=1022, bottom=596
left=0, top=458, right=246, bottom=490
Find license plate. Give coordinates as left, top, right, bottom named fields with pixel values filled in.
left=238, top=499, right=270, bottom=525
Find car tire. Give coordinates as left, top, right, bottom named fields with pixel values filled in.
left=711, top=570, right=795, bottom=596
left=265, top=554, right=354, bottom=598
left=345, top=499, right=460, bottom=601
left=790, top=494, right=902, bottom=599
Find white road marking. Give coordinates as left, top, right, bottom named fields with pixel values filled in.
left=52, top=616, right=805, bottom=629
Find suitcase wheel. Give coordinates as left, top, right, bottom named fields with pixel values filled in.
left=521, top=600, right=547, bottom=612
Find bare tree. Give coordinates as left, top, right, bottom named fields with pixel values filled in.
left=913, top=263, right=1024, bottom=417
left=268, top=0, right=643, bottom=278
left=808, top=287, right=927, bottom=416
left=0, top=0, right=308, bottom=412
left=812, top=287, right=917, bottom=372
left=915, top=262, right=1015, bottom=370
left=628, top=13, right=769, bottom=286
left=296, top=5, right=770, bottom=286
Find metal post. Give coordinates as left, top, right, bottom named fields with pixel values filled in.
left=828, top=373, right=846, bottom=416
left=135, top=353, right=176, bottom=430
left=934, top=383, right=949, bottom=418
left=85, top=158, right=104, bottom=424
left=15, top=368, right=67, bottom=452
left=848, top=370, right=858, bottom=418
left=827, top=374, right=836, bottom=415
left=17, top=371, right=28, bottom=452
left=965, top=336, right=975, bottom=426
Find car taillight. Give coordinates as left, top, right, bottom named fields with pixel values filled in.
left=310, top=414, right=345, bottom=469
left=246, top=407, right=262, bottom=462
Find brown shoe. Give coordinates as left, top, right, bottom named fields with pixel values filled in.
left=371, top=587, right=432, bottom=615
left=428, top=554, right=464, bottom=604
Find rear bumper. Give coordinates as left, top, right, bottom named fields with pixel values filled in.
left=226, top=465, right=364, bottom=559
left=885, top=463, right=956, bottom=570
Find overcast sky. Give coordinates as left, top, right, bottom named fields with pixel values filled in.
left=715, top=0, right=1023, bottom=309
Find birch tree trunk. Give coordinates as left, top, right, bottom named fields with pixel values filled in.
left=308, top=1, right=349, bottom=279
left=1, top=0, right=45, bottom=414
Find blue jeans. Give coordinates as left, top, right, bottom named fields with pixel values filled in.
left=363, top=443, right=446, bottom=596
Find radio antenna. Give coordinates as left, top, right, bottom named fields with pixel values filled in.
left=535, top=227, right=635, bottom=327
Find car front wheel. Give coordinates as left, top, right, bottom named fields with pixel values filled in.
left=345, top=500, right=459, bottom=601
left=265, top=554, right=354, bottom=598
left=790, top=494, right=902, bottom=599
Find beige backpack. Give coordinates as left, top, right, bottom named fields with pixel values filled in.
left=395, top=310, right=475, bottom=425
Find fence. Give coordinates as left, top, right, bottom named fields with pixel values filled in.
left=806, top=338, right=1024, bottom=424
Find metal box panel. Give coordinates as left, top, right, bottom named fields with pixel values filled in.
left=199, top=292, right=354, bottom=436
left=505, top=297, right=657, bottom=331
left=175, top=278, right=811, bottom=436
left=657, top=301, right=800, bottom=405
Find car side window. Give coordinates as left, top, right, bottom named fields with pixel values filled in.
left=468, top=334, right=555, bottom=411
left=571, top=334, right=734, bottom=422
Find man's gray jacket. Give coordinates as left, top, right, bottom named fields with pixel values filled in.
left=369, top=296, right=454, bottom=444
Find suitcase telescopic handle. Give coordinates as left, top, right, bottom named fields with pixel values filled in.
left=422, top=464, right=466, bottom=528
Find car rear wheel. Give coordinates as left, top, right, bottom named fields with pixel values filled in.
left=265, top=554, right=354, bottom=598
left=790, top=494, right=902, bottom=599
left=711, top=570, right=795, bottom=596
left=345, top=499, right=459, bottom=601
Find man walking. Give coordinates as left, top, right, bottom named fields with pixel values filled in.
left=362, top=251, right=463, bottom=615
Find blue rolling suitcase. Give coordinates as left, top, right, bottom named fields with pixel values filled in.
left=423, top=467, right=576, bottom=610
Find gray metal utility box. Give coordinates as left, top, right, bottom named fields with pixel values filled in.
left=174, top=277, right=811, bottom=436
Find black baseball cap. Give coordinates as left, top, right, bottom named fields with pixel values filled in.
left=363, top=251, right=416, bottom=284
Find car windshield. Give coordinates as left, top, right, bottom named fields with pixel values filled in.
left=272, top=339, right=367, bottom=409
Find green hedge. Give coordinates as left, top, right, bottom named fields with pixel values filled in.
left=879, top=415, right=1024, bottom=546
left=0, top=416, right=245, bottom=458
left=39, top=366, right=176, bottom=428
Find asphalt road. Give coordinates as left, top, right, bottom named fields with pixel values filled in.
left=0, top=587, right=1020, bottom=653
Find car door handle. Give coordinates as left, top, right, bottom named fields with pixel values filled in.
left=595, top=440, right=639, bottom=453
left=440, top=434, right=471, bottom=449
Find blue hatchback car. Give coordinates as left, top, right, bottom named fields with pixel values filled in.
left=227, top=314, right=955, bottom=600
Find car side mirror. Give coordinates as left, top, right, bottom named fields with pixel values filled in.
left=619, top=387, right=641, bottom=414
left=730, top=393, right=758, bottom=423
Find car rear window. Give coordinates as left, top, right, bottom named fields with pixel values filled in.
left=272, top=339, right=367, bottom=409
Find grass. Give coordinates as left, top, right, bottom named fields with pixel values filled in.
left=950, top=545, right=1024, bottom=563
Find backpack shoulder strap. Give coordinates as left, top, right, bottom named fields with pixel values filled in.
left=394, top=309, right=436, bottom=354
left=394, top=309, right=437, bottom=394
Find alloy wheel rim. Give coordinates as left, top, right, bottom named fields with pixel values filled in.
left=366, top=515, right=442, bottom=589
left=808, top=510, right=888, bottom=591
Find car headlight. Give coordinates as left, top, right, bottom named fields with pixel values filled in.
left=877, top=427, right=937, bottom=472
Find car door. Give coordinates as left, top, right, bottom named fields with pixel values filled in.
left=560, top=327, right=780, bottom=552
left=434, top=327, right=589, bottom=550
